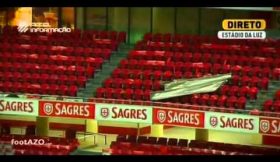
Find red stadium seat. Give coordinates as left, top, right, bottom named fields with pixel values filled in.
left=263, top=100, right=273, bottom=112
left=236, top=97, right=247, bottom=109
left=275, top=90, right=280, bottom=101
left=217, top=95, right=227, bottom=107
left=248, top=87, right=258, bottom=100
left=163, top=71, right=173, bottom=81
left=273, top=101, right=280, bottom=112
left=104, top=78, right=113, bottom=88
left=143, top=80, right=153, bottom=90
left=209, top=95, right=218, bottom=106
left=226, top=96, right=237, bottom=108
left=96, top=87, right=105, bottom=98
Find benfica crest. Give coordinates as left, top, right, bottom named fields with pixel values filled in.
left=100, top=108, right=109, bottom=118
left=157, top=110, right=166, bottom=123
left=210, top=116, right=218, bottom=127
left=43, top=103, right=53, bottom=115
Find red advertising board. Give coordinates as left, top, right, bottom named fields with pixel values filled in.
left=39, top=100, right=95, bottom=119
left=153, top=107, right=205, bottom=128
left=259, top=117, right=280, bottom=135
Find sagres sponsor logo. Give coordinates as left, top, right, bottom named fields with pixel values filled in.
left=100, top=108, right=109, bottom=118
left=209, top=116, right=218, bottom=127
left=95, top=103, right=153, bottom=124
left=157, top=110, right=166, bottom=123
left=153, top=108, right=205, bottom=128
left=43, top=103, right=53, bottom=115
left=39, top=100, right=95, bottom=119
left=205, top=112, right=259, bottom=134
left=18, top=22, right=71, bottom=33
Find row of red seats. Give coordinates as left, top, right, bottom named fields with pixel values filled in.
left=103, top=76, right=260, bottom=97
left=142, top=33, right=278, bottom=46
left=135, top=42, right=279, bottom=58
left=0, top=45, right=112, bottom=59
left=95, top=88, right=255, bottom=109
left=170, top=94, right=247, bottom=109
left=110, top=142, right=252, bottom=155
left=263, top=100, right=280, bottom=113
left=120, top=59, right=274, bottom=74
left=111, top=68, right=269, bottom=89
left=128, top=50, right=280, bottom=68
left=0, top=63, right=95, bottom=77
left=110, top=145, right=250, bottom=155
left=112, top=68, right=209, bottom=79
left=0, top=134, right=79, bottom=155
left=114, top=135, right=280, bottom=155
left=119, top=62, right=272, bottom=80
left=0, top=72, right=87, bottom=86
left=96, top=87, right=151, bottom=100
left=0, top=39, right=118, bottom=50
left=116, top=135, right=188, bottom=146
left=0, top=82, right=78, bottom=96
left=1, top=53, right=104, bottom=69
left=135, top=41, right=279, bottom=55
left=137, top=40, right=279, bottom=51
left=188, top=140, right=279, bottom=155
left=103, top=78, right=162, bottom=91
left=0, top=73, right=86, bottom=87
left=219, top=85, right=258, bottom=99
left=229, top=76, right=268, bottom=90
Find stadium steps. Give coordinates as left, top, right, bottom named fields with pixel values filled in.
left=246, top=80, right=280, bottom=111
left=77, top=43, right=134, bottom=98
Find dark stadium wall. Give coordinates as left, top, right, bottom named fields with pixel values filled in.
left=129, top=7, right=152, bottom=44
left=200, top=8, right=224, bottom=35
left=85, top=7, right=107, bottom=30
left=108, top=7, right=128, bottom=35
left=73, top=7, right=279, bottom=44
left=75, top=7, right=84, bottom=30
left=176, top=8, right=199, bottom=34
left=152, top=7, right=175, bottom=34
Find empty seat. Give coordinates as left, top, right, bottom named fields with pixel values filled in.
left=157, top=137, right=168, bottom=145
left=167, top=138, right=178, bottom=146
left=178, top=139, right=188, bottom=147
left=127, top=135, right=137, bottom=143
left=137, top=136, right=148, bottom=143
left=147, top=137, right=157, bottom=144
left=116, top=135, right=127, bottom=142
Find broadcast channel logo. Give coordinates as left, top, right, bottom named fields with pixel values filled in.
left=217, top=19, right=266, bottom=39
left=17, top=22, right=71, bottom=33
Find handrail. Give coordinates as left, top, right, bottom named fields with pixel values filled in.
left=1, top=92, right=280, bottom=118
